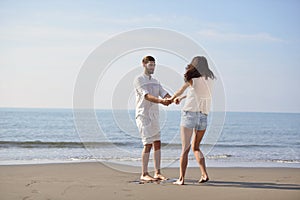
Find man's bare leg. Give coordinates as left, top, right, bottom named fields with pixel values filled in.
left=153, top=140, right=167, bottom=180
left=141, top=144, right=156, bottom=181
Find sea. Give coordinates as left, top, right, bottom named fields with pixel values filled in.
left=0, top=108, right=299, bottom=170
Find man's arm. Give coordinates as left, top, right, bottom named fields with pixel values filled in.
left=145, top=94, right=171, bottom=106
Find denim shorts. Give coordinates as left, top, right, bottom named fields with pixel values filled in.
left=180, top=111, right=207, bottom=130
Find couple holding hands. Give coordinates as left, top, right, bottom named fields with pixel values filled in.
left=134, top=55, right=215, bottom=185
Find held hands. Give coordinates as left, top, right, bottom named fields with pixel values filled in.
left=160, top=96, right=182, bottom=106
left=160, top=98, right=173, bottom=106
left=173, top=97, right=181, bottom=105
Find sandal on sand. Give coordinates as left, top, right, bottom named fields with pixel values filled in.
left=198, top=176, right=209, bottom=183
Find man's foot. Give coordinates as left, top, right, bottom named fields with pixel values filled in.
left=173, top=179, right=184, bottom=185
left=140, top=174, right=157, bottom=181
left=154, top=174, right=168, bottom=180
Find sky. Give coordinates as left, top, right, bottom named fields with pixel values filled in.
left=0, top=0, right=300, bottom=113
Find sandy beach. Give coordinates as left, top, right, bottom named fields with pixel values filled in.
left=0, top=162, right=299, bottom=200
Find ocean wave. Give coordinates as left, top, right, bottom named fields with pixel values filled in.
left=215, top=144, right=287, bottom=148
left=0, top=141, right=139, bottom=149
left=269, top=159, right=300, bottom=164
left=207, top=154, right=232, bottom=159
left=164, top=143, right=287, bottom=148
left=0, top=140, right=289, bottom=149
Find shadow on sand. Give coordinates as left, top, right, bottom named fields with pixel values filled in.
left=182, top=179, right=300, bottom=190
left=129, top=178, right=300, bottom=190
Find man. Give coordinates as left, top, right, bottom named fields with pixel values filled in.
left=134, top=55, right=172, bottom=181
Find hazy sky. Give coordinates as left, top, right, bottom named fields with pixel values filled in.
left=1, top=0, right=299, bottom=113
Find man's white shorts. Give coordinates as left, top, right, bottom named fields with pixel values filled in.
left=136, top=116, right=160, bottom=145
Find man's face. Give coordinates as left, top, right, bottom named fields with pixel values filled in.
left=144, top=61, right=155, bottom=74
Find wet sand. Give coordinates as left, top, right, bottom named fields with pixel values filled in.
left=0, top=162, right=299, bottom=200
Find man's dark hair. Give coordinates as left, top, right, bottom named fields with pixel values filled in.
left=142, top=56, right=155, bottom=64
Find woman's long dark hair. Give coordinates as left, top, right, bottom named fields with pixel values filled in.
left=184, top=56, right=215, bottom=82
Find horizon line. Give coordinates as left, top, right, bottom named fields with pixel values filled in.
left=0, top=107, right=299, bottom=114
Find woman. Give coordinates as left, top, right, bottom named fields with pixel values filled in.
left=170, top=56, right=215, bottom=185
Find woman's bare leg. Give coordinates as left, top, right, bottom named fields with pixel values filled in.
left=174, top=126, right=193, bottom=185
left=192, top=129, right=209, bottom=181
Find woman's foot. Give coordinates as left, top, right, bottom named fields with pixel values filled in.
left=198, top=175, right=209, bottom=183
left=173, top=178, right=184, bottom=185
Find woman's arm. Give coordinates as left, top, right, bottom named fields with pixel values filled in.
left=169, top=81, right=190, bottom=101
left=174, top=95, right=187, bottom=104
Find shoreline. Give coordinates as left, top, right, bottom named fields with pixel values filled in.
left=1, top=162, right=299, bottom=200
left=1, top=160, right=300, bottom=169
left=1, top=159, right=299, bottom=169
